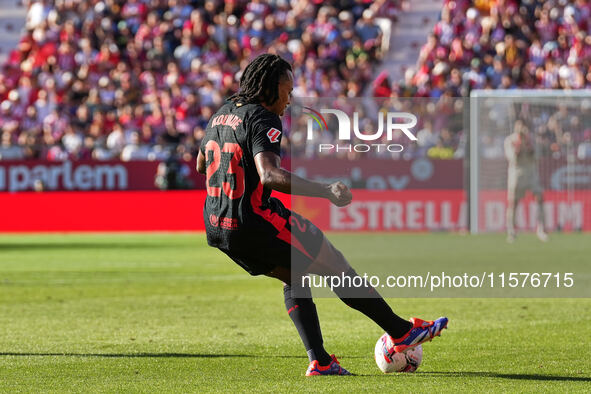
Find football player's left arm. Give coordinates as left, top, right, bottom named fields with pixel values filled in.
left=196, top=149, right=206, bottom=174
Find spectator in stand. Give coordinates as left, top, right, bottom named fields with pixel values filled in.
left=427, top=138, right=455, bottom=159
left=0, top=130, right=24, bottom=160
left=121, top=131, right=150, bottom=161
left=416, top=120, right=438, bottom=152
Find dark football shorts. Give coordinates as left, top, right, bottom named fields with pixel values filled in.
left=217, top=208, right=325, bottom=276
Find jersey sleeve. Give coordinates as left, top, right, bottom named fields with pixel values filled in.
left=249, top=112, right=283, bottom=157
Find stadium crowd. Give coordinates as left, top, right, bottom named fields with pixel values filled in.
left=379, top=0, right=591, bottom=161
left=404, top=0, right=591, bottom=95
left=0, top=0, right=399, bottom=161
left=1, top=0, right=590, bottom=163
left=303, top=0, right=591, bottom=161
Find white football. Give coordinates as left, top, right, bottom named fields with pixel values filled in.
left=374, top=333, right=423, bottom=373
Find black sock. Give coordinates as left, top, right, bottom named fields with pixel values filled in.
left=332, top=268, right=412, bottom=339
left=284, top=285, right=332, bottom=366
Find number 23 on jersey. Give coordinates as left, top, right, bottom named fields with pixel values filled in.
left=205, top=140, right=245, bottom=199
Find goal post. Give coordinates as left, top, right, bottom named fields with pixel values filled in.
left=469, top=89, right=591, bottom=234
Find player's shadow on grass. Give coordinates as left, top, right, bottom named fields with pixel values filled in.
left=0, top=352, right=361, bottom=360
left=0, top=352, right=255, bottom=358
left=0, top=242, right=180, bottom=251
left=419, top=371, right=591, bottom=382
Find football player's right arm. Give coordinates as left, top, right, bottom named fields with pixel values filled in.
left=254, top=151, right=352, bottom=207
left=251, top=114, right=352, bottom=207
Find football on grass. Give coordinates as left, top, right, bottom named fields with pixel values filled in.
left=374, top=332, right=423, bottom=373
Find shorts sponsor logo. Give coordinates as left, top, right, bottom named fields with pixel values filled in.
left=209, top=214, right=239, bottom=230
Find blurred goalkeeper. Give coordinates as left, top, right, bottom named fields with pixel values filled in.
left=196, top=54, right=447, bottom=376
left=504, top=119, right=548, bottom=243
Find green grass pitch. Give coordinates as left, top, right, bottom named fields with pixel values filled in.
left=0, top=232, right=590, bottom=392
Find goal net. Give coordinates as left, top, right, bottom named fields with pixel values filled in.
left=469, top=90, right=591, bottom=234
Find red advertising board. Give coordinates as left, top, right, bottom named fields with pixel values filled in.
left=0, top=159, right=462, bottom=192
left=0, top=160, right=205, bottom=192
left=291, top=190, right=467, bottom=232
left=0, top=190, right=588, bottom=232
left=295, top=190, right=590, bottom=232
left=2, top=158, right=590, bottom=193
left=479, top=191, right=591, bottom=232
left=479, top=158, right=591, bottom=190
left=0, top=191, right=209, bottom=232
left=291, top=158, right=463, bottom=190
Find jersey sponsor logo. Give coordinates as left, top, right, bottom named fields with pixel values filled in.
left=211, top=114, right=243, bottom=130
left=267, top=128, right=281, bottom=143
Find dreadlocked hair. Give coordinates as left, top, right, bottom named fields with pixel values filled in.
left=229, top=54, right=292, bottom=105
